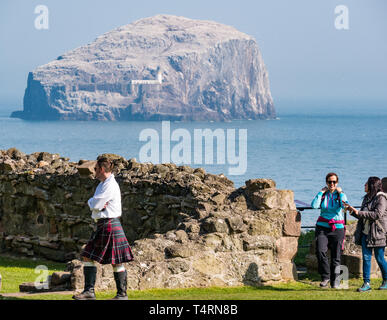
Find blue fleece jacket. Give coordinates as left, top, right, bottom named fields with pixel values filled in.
left=311, top=190, right=348, bottom=229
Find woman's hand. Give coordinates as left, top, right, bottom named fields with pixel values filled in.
left=342, top=201, right=358, bottom=215
left=321, top=187, right=328, bottom=193
left=336, top=187, right=342, bottom=193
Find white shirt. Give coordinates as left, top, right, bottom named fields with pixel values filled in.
left=87, top=174, right=122, bottom=220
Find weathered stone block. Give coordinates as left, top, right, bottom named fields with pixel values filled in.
left=201, top=217, right=230, bottom=234
left=51, top=271, right=71, bottom=286
left=243, top=235, right=276, bottom=251
left=6, top=148, right=26, bottom=160
left=257, top=262, right=282, bottom=282
left=226, top=216, right=246, bottom=233
left=280, top=262, right=298, bottom=280
left=38, top=161, right=50, bottom=168
left=192, top=253, right=225, bottom=276
left=0, top=160, right=16, bottom=173
left=245, top=179, right=276, bottom=194
left=247, top=216, right=282, bottom=238
left=283, top=210, right=301, bottom=237
left=203, top=233, right=223, bottom=250
left=175, top=230, right=188, bottom=243
left=165, top=245, right=195, bottom=259
left=275, top=236, right=298, bottom=262
left=19, top=281, right=51, bottom=293
left=211, top=192, right=226, bottom=206
left=77, top=160, right=97, bottom=177
left=251, top=189, right=296, bottom=211
left=167, top=258, right=190, bottom=274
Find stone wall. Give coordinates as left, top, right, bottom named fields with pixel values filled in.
left=0, top=148, right=301, bottom=290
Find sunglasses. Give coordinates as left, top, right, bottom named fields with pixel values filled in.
left=327, top=180, right=338, bottom=185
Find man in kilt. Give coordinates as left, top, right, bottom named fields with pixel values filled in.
left=73, top=156, right=134, bottom=300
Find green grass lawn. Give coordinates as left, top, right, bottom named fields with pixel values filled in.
left=0, top=255, right=65, bottom=294
left=1, top=254, right=387, bottom=300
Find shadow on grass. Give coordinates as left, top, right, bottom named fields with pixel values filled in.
left=0, top=253, right=66, bottom=270
left=0, top=295, right=24, bottom=300
left=242, top=262, right=322, bottom=292
left=298, top=271, right=321, bottom=282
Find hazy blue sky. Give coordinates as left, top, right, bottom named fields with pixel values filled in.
left=1, top=0, right=386, bottom=109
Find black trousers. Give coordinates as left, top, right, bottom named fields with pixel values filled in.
left=315, top=225, right=345, bottom=282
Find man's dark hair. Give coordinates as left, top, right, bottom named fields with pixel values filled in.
left=97, top=157, right=113, bottom=173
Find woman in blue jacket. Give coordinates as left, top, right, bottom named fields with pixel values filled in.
left=311, top=172, right=348, bottom=289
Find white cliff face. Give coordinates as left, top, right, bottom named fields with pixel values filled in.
left=14, top=14, right=276, bottom=121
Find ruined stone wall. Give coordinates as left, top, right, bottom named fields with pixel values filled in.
left=0, top=148, right=301, bottom=290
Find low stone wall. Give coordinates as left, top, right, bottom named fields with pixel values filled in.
left=0, top=148, right=301, bottom=290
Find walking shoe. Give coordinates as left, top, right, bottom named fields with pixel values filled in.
left=357, top=282, right=371, bottom=292
left=72, top=289, right=96, bottom=300
left=111, top=293, right=129, bottom=300
left=378, top=280, right=387, bottom=290
left=72, top=265, right=97, bottom=300
left=320, top=279, right=330, bottom=288
left=112, top=270, right=129, bottom=300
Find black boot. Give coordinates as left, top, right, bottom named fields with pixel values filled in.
left=112, top=270, right=128, bottom=300
left=72, top=266, right=97, bottom=300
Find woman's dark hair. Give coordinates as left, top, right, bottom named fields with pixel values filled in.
left=365, top=176, right=382, bottom=202
left=326, top=172, right=339, bottom=183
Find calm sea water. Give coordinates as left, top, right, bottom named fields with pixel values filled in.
left=1, top=105, right=387, bottom=227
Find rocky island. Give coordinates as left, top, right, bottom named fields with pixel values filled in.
left=12, top=15, right=276, bottom=121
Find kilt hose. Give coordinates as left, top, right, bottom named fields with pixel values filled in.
left=81, top=218, right=134, bottom=265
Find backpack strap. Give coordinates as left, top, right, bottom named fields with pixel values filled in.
left=320, top=192, right=327, bottom=209
left=337, top=191, right=344, bottom=207
left=320, top=191, right=344, bottom=209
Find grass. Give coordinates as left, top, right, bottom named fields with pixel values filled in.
left=0, top=255, right=65, bottom=294
left=2, top=254, right=387, bottom=300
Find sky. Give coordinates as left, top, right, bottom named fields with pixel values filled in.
left=0, top=0, right=386, bottom=111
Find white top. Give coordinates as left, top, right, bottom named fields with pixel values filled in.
left=87, top=174, right=122, bottom=220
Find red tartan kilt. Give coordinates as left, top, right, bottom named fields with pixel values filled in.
left=81, top=218, right=134, bottom=265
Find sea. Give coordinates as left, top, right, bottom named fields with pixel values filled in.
left=1, top=103, right=387, bottom=228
